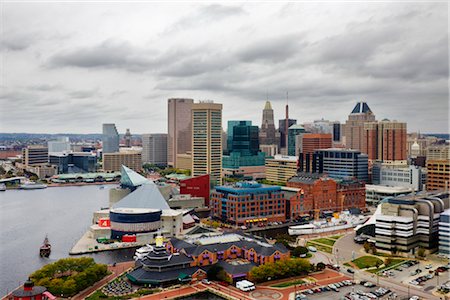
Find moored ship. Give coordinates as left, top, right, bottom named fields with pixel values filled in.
left=20, top=182, right=47, bottom=190
left=289, top=213, right=368, bottom=236
left=39, top=235, right=51, bottom=258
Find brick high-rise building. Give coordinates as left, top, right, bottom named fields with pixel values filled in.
left=259, top=101, right=280, bottom=146
left=302, top=133, right=333, bottom=156
left=344, top=102, right=376, bottom=150
left=426, top=160, right=450, bottom=191
left=191, top=101, right=223, bottom=185
left=363, top=120, right=407, bottom=161
left=168, top=98, right=194, bottom=167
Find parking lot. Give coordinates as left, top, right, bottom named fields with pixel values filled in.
left=376, top=259, right=449, bottom=292
left=294, top=280, right=408, bottom=300
left=292, top=278, right=411, bottom=300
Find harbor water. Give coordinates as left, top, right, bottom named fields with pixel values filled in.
left=0, top=185, right=135, bottom=296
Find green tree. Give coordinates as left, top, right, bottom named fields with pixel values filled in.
left=207, top=265, right=223, bottom=281
left=363, top=242, right=371, bottom=253
left=217, top=269, right=232, bottom=284
left=61, top=278, right=77, bottom=296
left=316, top=262, right=326, bottom=271
left=30, top=257, right=108, bottom=297
left=384, top=257, right=393, bottom=267
left=417, top=247, right=426, bottom=258
left=292, top=246, right=309, bottom=257
left=249, top=258, right=312, bottom=283
left=375, top=260, right=383, bottom=268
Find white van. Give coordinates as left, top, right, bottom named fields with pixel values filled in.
left=236, top=280, right=255, bottom=291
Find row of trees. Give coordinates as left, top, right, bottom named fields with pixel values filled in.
left=249, top=258, right=312, bottom=283
left=31, top=257, right=108, bottom=297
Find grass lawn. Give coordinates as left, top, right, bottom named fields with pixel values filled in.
left=328, top=235, right=344, bottom=240
left=310, top=238, right=336, bottom=247
left=306, top=241, right=333, bottom=254
left=368, top=258, right=408, bottom=274
left=271, top=279, right=306, bottom=288
left=352, top=256, right=383, bottom=269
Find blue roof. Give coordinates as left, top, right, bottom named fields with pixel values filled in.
left=121, top=165, right=149, bottom=188
left=215, top=184, right=281, bottom=195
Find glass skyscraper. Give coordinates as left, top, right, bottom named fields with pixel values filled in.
left=102, top=123, right=119, bottom=154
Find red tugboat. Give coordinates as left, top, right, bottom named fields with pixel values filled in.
left=39, top=235, right=51, bottom=258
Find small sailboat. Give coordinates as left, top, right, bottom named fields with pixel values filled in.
left=39, top=235, right=51, bottom=258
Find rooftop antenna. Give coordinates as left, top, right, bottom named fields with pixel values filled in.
left=285, top=91, right=289, bottom=149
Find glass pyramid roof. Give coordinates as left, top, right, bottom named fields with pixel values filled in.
left=112, top=182, right=170, bottom=210
left=120, top=165, right=149, bottom=188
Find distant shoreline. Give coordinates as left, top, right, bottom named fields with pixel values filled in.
left=4, top=181, right=118, bottom=190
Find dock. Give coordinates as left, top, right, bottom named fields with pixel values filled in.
left=69, top=231, right=146, bottom=255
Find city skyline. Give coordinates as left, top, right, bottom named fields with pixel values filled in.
left=1, top=2, right=448, bottom=134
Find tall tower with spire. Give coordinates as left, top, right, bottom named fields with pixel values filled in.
left=259, top=101, right=279, bottom=146
left=344, top=101, right=376, bottom=151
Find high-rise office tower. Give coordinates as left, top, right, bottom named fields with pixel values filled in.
left=279, top=119, right=297, bottom=149
left=259, top=101, right=279, bottom=146
left=48, top=136, right=71, bottom=153
left=287, top=124, right=306, bottom=156
left=301, top=133, right=333, bottom=156
left=168, top=98, right=194, bottom=167
left=363, top=120, right=407, bottom=161
left=124, top=128, right=132, bottom=147
left=192, top=101, right=223, bottom=185
left=344, top=102, right=376, bottom=150
left=228, top=121, right=259, bottom=156
left=22, top=146, right=48, bottom=166
left=227, top=120, right=252, bottom=154
left=278, top=101, right=296, bottom=151
left=311, top=148, right=369, bottom=182
left=332, top=122, right=341, bottom=142
left=142, top=134, right=168, bottom=166
left=102, top=123, right=119, bottom=154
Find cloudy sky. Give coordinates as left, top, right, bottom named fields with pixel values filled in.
left=0, top=2, right=448, bottom=134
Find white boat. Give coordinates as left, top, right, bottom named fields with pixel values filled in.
left=0, top=183, right=6, bottom=191
left=289, top=214, right=368, bottom=236
left=133, top=244, right=153, bottom=260
left=20, top=182, right=48, bottom=190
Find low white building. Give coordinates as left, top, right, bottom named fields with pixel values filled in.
left=365, top=185, right=414, bottom=206
left=372, top=164, right=426, bottom=191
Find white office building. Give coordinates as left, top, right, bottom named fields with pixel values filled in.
left=439, top=209, right=450, bottom=258
left=142, top=134, right=168, bottom=166
left=48, top=136, right=71, bottom=153
left=365, top=185, right=414, bottom=206
left=372, top=164, right=427, bottom=191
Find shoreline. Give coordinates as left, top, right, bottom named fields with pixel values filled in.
left=4, top=181, right=119, bottom=190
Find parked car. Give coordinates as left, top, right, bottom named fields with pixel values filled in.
left=425, top=264, right=433, bottom=269
left=347, top=268, right=355, bottom=274
left=307, top=246, right=317, bottom=252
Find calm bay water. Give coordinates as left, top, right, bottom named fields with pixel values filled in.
left=0, top=185, right=135, bottom=296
